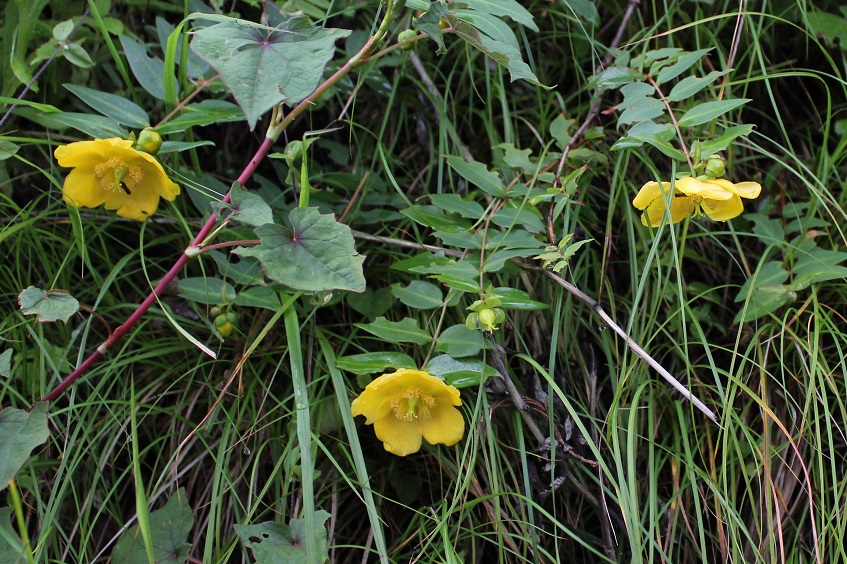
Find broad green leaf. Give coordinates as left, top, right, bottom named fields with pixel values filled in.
left=335, top=352, right=417, bottom=375
left=667, top=70, right=727, bottom=102
left=0, top=404, right=49, bottom=490
left=235, top=511, right=330, bottom=564
left=733, top=261, right=793, bottom=322
left=432, top=260, right=480, bottom=292
left=426, top=354, right=500, bottom=388
left=158, top=140, right=216, bottom=154
left=613, top=121, right=682, bottom=160
left=490, top=287, right=549, bottom=310
left=430, top=193, right=485, bottom=219
left=156, top=100, right=245, bottom=135
left=226, top=183, right=274, bottom=226
left=346, top=287, right=395, bottom=319
left=53, top=19, right=75, bottom=41
left=0, top=506, right=25, bottom=563
left=111, top=488, right=194, bottom=564
left=0, top=141, right=20, bottom=161
left=179, top=277, right=236, bottom=305
left=491, top=207, right=545, bottom=233
left=617, top=97, right=663, bottom=126
left=208, top=250, right=264, bottom=285
left=447, top=15, right=545, bottom=86
left=655, top=48, right=711, bottom=84
left=748, top=213, right=785, bottom=244
left=807, top=12, right=847, bottom=49
left=461, top=0, right=538, bottom=31
left=64, top=84, right=150, bottom=128
left=234, top=286, right=282, bottom=310
left=484, top=248, right=540, bottom=272
left=63, top=43, right=96, bottom=69
left=559, top=0, right=600, bottom=28
left=790, top=247, right=847, bottom=291
left=592, top=66, right=643, bottom=91
left=234, top=208, right=366, bottom=293
left=433, top=229, right=483, bottom=250
left=445, top=155, right=505, bottom=198
left=677, top=99, right=750, bottom=128
left=413, top=1, right=449, bottom=54
left=435, top=324, right=486, bottom=357
left=391, top=281, right=444, bottom=309
left=0, top=350, right=11, bottom=378
left=549, top=115, right=574, bottom=149
left=120, top=35, right=175, bottom=101
left=191, top=15, right=350, bottom=129
left=496, top=142, right=536, bottom=174
left=456, top=10, right=520, bottom=49
left=18, top=286, right=79, bottom=323
left=356, top=317, right=432, bottom=345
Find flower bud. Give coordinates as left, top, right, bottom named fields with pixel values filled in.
left=704, top=156, right=725, bottom=178
left=478, top=308, right=497, bottom=332
left=398, top=29, right=417, bottom=50
left=134, top=127, right=162, bottom=155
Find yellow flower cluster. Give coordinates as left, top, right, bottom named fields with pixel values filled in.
left=351, top=368, right=464, bottom=456
left=54, top=138, right=180, bottom=221
left=633, top=175, right=761, bottom=227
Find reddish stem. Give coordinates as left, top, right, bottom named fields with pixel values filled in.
left=39, top=136, right=275, bottom=404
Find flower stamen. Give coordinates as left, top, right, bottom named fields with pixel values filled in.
left=94, top=156, right=143, bottom=195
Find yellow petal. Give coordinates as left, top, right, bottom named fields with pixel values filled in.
left=728, top=181, right=761, bottom=199
left=129, top=150, right=181, bottom=200
left=373, top=416, right=423, bottom=456
left=633, top=181, right=672, bottom=210
left=55, top=138, right=133, bottom=168
left=102, top=182, right=162, bottom=220
left=419, top=402, right=465, bottom=447
left=675, top=177, right=734, bottom=200
left=702, top=194, right=743, bottom=221
left=641, top=194, right=694, bottom=227
left=62, top=167, right=109, bottom=209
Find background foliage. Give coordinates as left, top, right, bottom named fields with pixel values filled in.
left=2, top=0, right=847, bottom=562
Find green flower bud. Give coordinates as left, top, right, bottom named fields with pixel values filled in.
left=214, top=314, right=229, bottom=328
left=134, top=127, right=162, bottom=155
left=478, top=308, right=497, bottom=332
left=465, top=312, right=479, bottom=331
left=398, top=29, right=417, bottom=50
left=217, top=321, right=235, bottom=338
left=704, top=156, right=726, bottom=178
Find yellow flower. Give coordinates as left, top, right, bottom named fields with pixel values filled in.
left=54, top=138, right=180, bottom=221
left=633, top=176, right=761, bottom=227
left=351, top=368, right=464, bottom=456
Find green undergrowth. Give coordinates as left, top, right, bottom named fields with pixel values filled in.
left=2, top=0, right=847, bottom=562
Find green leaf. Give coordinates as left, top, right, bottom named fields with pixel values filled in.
left=426, top=354, right=500, bottom=388
left=412, top=1, right=449, bottom=53
left=190, top=15, right=351, bottom=130
left=235, top=511, right=330, bottom=564
left=698, top=124, right=755, bottom=158
left=460, top=0, right=538, bottom=31
left=226, top=183, right=274, bottom=226
left=111, top=488, right=194, bottom=564
left=435, top=324, right=486, bottom=357
left=64, top=84, right=150, bottom=128
left=491, top=207, right=545, bottom=233
left=429, top=193, right=485, bottom=219
left=156, top=100, right=245, bottom=135
left=0, top=350, right=11, bottom=378
left=447, top=15, right=545, bottom=86
left=489, top=287, right=549, bottom=310
left=120, top=35, right=176, bottom=101
left=18, top=286, right=79, bottom=323
left=677, top=99, right=750, bottom=128
left=667, top=70, right=727, bottom=102
left=355, top=317, right=432, bottom=345
left=391, top=281, right=444, bottom=310
left=0, top=141, right=20, bottom=161
left=0, top=404, right=49, bottom=490
left=22, top=110, right=128, bottom=139
left=655, top=48, right=711, bottom=84
left=789, top=247, right=847, bottom=291
left=432, top=260, right=480, bottom=292
left=335, top=352, right=417, bottom=375
left=346, top=287, right=395, bottom=319
left=0, top=506, right=25, bottom=563
left=445, top=155, right=505, bottom=197
left=733, top=261, right=793, bottom=323
left=158, top=140, right=216, bottom=153
left=399, top=205, right=471, bottom=232
left=234, top=286, right=282, bottom=310
left=807, top=12, right=847, bottom=49
left=63, top=43, right=96, bottom=68
left=617, top=96, right=663, bottom=126
left=234, top=208, right=366, bottom=293
left=179, top=277, right=236, bottom=305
